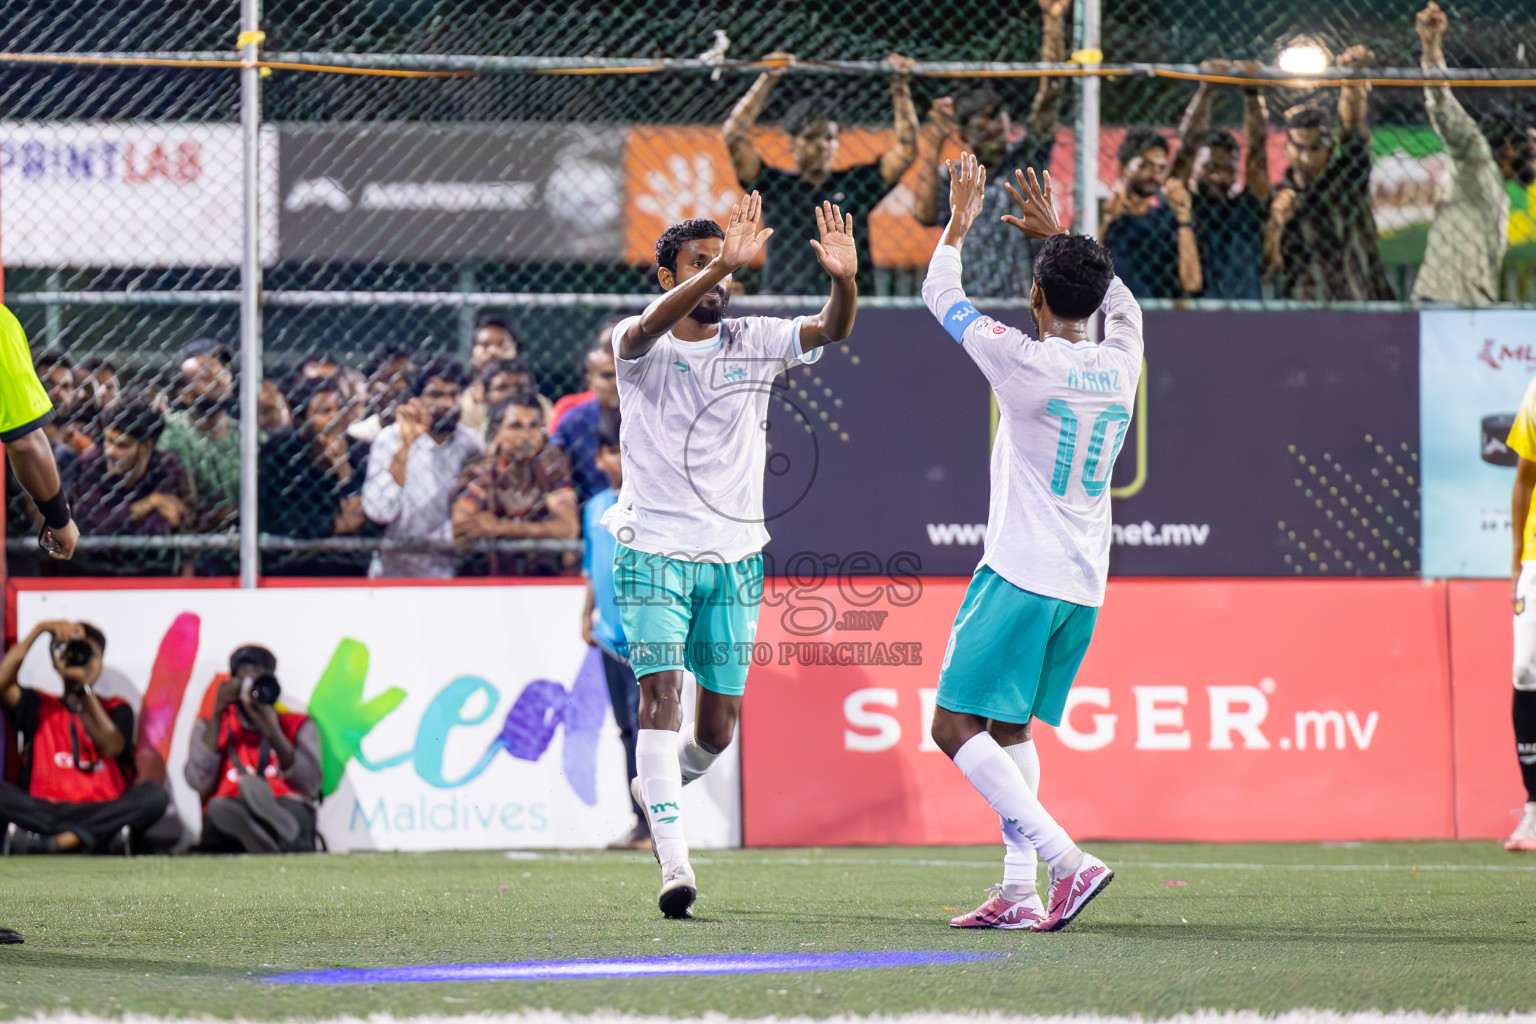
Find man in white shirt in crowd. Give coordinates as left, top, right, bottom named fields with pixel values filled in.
left=605, top=192, right=857, bottom=919
left=362, top=356, right=484, bottom=578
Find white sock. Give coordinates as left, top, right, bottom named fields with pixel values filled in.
left=678, top=731, right=721, bottom=785
left=1000, top=740, right=1041, bottom=895
left=637, top=729, right=688, bottom=867
left=952, top=732, right=1078, bottom=871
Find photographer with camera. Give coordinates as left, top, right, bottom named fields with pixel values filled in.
left=0, top=620, right=168, bottom=856
left=184, top=645, right=321, bottom=853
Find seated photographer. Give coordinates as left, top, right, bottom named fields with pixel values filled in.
left=0, top=620, right=168, bottom=854
left=184, top=645, right=321, bottom=853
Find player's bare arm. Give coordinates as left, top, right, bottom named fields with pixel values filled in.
left=1512, top=456, right=1536, bottom=606
left=799, top=200, right=859, bottom=351
left=723, top=52, right=793, bottom=184
left=878, top=52, right=921, bottom=184
left=939, top=152, right=989, bottom=251
left=6, top=425, right=79, bottom=559
left=1002, top=165, right=1069, bottom=240
left=619, top=192, right=773, bottom=360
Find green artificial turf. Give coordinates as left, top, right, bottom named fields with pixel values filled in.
left=1, top=843, right=1533, bottom=1020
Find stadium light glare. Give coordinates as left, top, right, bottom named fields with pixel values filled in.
left=1277, top=43, right=1329, bottom=75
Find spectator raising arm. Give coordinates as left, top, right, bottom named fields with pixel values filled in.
left=1030, top=0, right=1069, bottom=143
left=1337, top=45, right=1375, bottom=139
left=1163, top=177, right=1203, bottom=295
left=878, top=53, right=921, bottom=184
left=723, top=52, right=794, bottom=185
left=1242, top=72, right=1271, bottom=200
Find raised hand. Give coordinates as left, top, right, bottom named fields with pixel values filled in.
left=1416, top=2, right=1447, bottom=48
left=809, top=201, right=857, bottom=281
left=1162, top=175, right=1194, bottom=221
left=1337, top=44, right=1376, bottom=69
left=1001, top=166, right=1068, bottom=239
left=946, top=151, right=988, bottom=232
left=720, top=191, right=774, bottom=270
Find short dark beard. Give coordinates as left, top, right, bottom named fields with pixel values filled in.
left=687, top=291, right=729, bottom=325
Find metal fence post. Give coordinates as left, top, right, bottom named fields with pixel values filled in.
left=238, top=0, right=263, bottom=588
left=1076, top=0, right=1102, bottom=340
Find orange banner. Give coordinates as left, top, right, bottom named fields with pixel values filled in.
left=743, top=578, right=1459, bottom=845
left=622, top=125, right=962, bottom=271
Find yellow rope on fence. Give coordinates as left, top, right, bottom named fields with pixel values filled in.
left=0, top=52, right=469, bottom=78
left=0, top=51, right=1533, bottom=87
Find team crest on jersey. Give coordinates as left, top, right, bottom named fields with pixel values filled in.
left=723, top=362, right=747, bottom=383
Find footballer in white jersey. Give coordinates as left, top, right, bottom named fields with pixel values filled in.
left=925, top=155, right=1139, bottom=933
left=607, top=192, right=860, bottom=919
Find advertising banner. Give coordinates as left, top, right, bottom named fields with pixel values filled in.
left=279, top=123, right=623, bottom=262
left=759, top=308, right=1420, bottom=578
left=1420, top=310, right=1536, bottom=577
left=12, top=584, right=740, bottom=851
left=1446, top=579, right=1524, bottom=840
left=0, top=122, right=278, bottom=267
left=743, top=577, right=1456, bottom=845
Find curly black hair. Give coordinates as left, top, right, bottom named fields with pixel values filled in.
left=1283, top=105, right=1333, bottom=138
left=654, top=218, right=726, bottom=275
left=1033, top=235, right=1116, bottom=320
left=1116, top=127, right=1168, bottom=167
left=410, top=355, right=469, bottom=396
left=107, top=396, right=166, bottom=444
left=1200, top=128, right=1240, bottom=153
left=783, top=96, right=835, bottom=137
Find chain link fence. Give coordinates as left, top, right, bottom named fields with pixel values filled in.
left=1, top=0, right=1533, bottom=578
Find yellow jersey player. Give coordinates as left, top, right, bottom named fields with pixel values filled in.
left=1504, top=377, right=1536, bottom=851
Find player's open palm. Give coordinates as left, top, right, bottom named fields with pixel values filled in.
left=1002, top=167, right=1068, bottom=239
left=720, top=191, right=773, bottom=270
left=947, top=152, right=987, bottom=231
left=810, top=201, right=857, bottom=281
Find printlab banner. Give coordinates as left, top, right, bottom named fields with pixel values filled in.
left=279, top=123, right=622, bottom=261
left=743, top=577, right=1456, bottom=845
left=13, top=585, right=741, bottom=851
left=0, top=122, right=278, bottom=267
left=1419, top=310, right=1536, bottom=577
left=760, top=308, right=1421, bottom=577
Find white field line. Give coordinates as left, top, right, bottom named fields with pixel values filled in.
left=682, top=856, right=1536, bottom=872
left=13, top=1010, right=1536, bottom=1024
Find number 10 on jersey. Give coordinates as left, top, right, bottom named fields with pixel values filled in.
left=1045, top=400, right=1131, bottom=498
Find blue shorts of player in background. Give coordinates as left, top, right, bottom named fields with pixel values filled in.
left=612, top=543, right=764, bottom=696
left=937, top=566, right=1099, bottom=726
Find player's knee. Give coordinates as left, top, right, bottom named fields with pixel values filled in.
left=1516, top=670, right=1536, bottom=693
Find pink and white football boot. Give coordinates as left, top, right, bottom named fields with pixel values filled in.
left=1033, top=852, right=1114, bottom=932
left=1505, top=803, right=1536, bottom=852
left=949, top=885, right=1047, bottom=929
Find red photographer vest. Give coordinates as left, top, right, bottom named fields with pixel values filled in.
left=28, top=692, right=130, bottom=803
left=212, top=704, right=309, bottom=802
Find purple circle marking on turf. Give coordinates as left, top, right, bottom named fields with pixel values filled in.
left=269, top=950, right=1002, bottom=985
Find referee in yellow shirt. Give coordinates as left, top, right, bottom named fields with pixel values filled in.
left=0, top=303, right=79, bottom=945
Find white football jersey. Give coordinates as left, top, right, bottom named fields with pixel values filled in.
left=602, top=314, right=820, bottom=563
left=922, top=243, right=1144, bottom=606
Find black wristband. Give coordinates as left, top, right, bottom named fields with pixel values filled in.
left=35, top=488, right=71, bottom=530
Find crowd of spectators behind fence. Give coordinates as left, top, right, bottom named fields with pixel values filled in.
left=6, top=315, right=609, bottom=580
left=4, top=1, right=1536, bottom=579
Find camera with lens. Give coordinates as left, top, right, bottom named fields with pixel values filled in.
left=240, top=672, right=282, bottom=706
left=51, top=638, right=96, bottom=668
